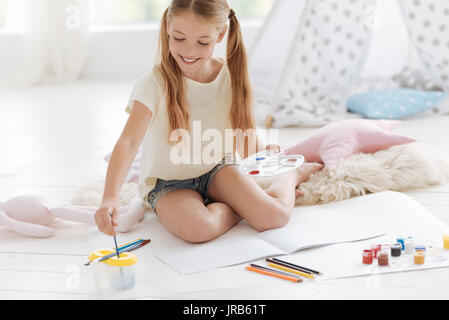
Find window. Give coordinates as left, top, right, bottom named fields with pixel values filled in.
left=91, top=0, right=274, bottom=26
left=0, top=0, right=7, bottom=27
left=0, top=0, right=25, bottom=32
left=92, top=0, right=169, bottom=26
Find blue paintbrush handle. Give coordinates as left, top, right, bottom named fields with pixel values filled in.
left=116, top=238, right=143, bottom=251
left=113, top=236, right=120, bottom=259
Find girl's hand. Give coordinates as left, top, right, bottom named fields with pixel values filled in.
left=95, top=199, right=120, bottom=236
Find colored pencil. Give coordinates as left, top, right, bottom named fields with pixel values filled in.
left=246, top=264, right=303, bottom=283
left=266, top=258, right=313, bottom=275
left=272, top=257, right=322, bottom=275
left=267, top=261, right=315, bottom=279
left=249, top=264, right=303, bottom=282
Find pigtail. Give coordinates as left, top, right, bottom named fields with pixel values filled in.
left=227, top=11, right=257, bottom=156
left=157, top=8, right=190, bottom=143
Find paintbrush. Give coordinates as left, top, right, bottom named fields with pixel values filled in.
left=84, top=238, right=150, bottom=266
left=85, top=239, right=151, bottom=266
left=109, top=213, right=120, bottom=259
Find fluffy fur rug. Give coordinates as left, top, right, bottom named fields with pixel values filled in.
left=71, top=142, right=449, bottom=208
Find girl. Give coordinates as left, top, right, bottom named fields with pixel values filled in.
left=95, top=0, right=323, bottom=243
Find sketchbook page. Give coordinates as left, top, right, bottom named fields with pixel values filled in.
left=156, top=236, right=285, bottom=275
left=257, top=191, right=414, bottom=254
left=155, top=219, right=285, bottom=275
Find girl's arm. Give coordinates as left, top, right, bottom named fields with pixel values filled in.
left=95, top=101, right=152, bottom=236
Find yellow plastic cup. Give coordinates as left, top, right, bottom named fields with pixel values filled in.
left=103, top=252, right=138, bottom=291
left=88, top=249, right=115, bottom=289
left=88, top=249, right=138, bottom=291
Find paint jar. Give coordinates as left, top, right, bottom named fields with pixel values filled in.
left=443, top=235, right=449, bottom=250
left=371, top=244, right=382, bottom=258
left=414, top=245, right=427, bottom=254
left=103, top=252, right=138, bottom=291
left=414, top=250, right=426, bottom=265
left=404, top=238, right=415, bottom=255
left=377, top=250, right=389, bottom=266
left=391, top=243, right=402, bottom=257
left=362, top=250, right=373, bottom=265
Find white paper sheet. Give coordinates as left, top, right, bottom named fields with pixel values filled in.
left=157, top=236, right=286, bottom=275
left=258, top=195, right=392, bottom=253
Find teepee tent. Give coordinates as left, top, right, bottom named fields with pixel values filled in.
left=249, top=0, right=449, bottom=128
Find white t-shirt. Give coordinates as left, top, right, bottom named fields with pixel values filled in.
left=126, top=61, right=235, bottom=205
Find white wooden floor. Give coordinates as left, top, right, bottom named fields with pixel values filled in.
left=1, top=79, right=449, bottom=300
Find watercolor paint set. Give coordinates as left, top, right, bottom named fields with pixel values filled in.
left=240, top=150, right=305, bottom=177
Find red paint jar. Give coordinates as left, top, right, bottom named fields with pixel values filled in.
left=362, top=250, right=373, bottom=265
left=377, top=251, right=389, bottom=266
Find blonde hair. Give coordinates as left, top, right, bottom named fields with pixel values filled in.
left=156, top=0, right=255, bottom=143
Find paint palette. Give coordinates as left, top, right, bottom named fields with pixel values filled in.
left=240, top=150, right=305, bottom=177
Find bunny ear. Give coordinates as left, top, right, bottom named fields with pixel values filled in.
left=0, top=209, right=54, bottom=238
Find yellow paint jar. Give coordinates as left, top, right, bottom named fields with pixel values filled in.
left=413, top=250, right=426, bottom=265
left=443, top=235, right=449, bottom=250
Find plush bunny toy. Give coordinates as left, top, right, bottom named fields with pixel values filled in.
left=0, top=195, right=145, bottom=238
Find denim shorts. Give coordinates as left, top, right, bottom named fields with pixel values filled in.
left=147, top=154, right=238, bottom=213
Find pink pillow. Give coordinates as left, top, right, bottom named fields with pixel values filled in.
left=284, top=119, right=416, bottom=167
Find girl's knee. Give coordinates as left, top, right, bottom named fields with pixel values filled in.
left=175, top=209, right=220, bottom=243
left=254, top=206, right=291, bottom=232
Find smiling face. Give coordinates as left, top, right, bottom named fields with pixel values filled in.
left=167, top=11, right=227, bottom=77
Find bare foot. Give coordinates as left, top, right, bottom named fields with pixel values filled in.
left=294, top=162, right=324, bottom=187
left=267, top=162, right=323, bottom=202
left=295, top=189, right=304, bottom=198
